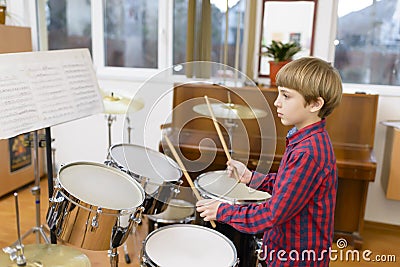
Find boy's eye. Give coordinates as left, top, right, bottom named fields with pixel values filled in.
left=283, top=94, right=288, bottom=98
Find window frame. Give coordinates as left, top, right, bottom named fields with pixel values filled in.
left=91, top=0, right=172, bottom=81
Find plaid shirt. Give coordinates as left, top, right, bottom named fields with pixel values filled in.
left=217, top=119, right=337, bottom=266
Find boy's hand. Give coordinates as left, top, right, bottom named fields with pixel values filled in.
left=227, top=159, right=252, bottom=184
left=196, top=199, right=222, bottom=221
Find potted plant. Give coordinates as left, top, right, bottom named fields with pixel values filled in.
left=262, top=40, right=301, bottom=86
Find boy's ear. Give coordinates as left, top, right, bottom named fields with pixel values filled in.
left=310, top=97, right=324, bottom=113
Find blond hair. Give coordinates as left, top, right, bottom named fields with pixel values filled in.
left=276, top=57, right=343, bottom=118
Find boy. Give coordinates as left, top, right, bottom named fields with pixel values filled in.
left=196, top=57, right=343, bottom=266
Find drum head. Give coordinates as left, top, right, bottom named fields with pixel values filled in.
left=58, top=162, right=144, bottom=210
left=144, top=225, right=237, bottom=267
left=109, top=144, right=181, bottom=185
left=196, top=170, right=271, bottom=204
left=146, top=199, right=194, bottom=222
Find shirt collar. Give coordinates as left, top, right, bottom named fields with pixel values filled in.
left=286, top=119, right=326, bottom=146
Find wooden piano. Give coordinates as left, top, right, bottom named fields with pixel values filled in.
left=160, top=83, right=378, bottom=249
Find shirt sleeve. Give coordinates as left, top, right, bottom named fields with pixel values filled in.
left=216, top=151, right=325, bottom=234
left=249, top=171, right=277, bottom=194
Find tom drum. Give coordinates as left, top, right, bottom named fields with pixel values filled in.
left=108, top=144, right=182, bottom=215
left=46, top=162, right=145, bottom=251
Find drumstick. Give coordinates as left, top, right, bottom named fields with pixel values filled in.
left=163, top=134, right=217, bottom=228
left=204, top=95, right=241, bottom=182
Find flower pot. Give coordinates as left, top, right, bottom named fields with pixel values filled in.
left=0, top=5, right=6, bottom=25
left=269, top=60, right=290, bottom=86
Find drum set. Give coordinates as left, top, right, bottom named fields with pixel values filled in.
left=1, top=93, right=270, bottom=267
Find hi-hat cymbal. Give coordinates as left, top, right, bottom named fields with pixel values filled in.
left=193, top=102, right=267, bottom=119
left=0, top=244, right=91, bottom=266
left=102, top=91, right=144, bottom=114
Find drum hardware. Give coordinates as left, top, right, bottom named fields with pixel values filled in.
left=116, top=206, right=144, bottom=266
left=46, top=162, right=145, bottom=252
left=101, top=90, right=144, bottom=153
left=12, top=131, right=50, bottom=247
left=107, top=143, right=183, bottom=264
left=146, top=198, right=196, bottom=233
left=163, top=134, right=217, bottom=228
left=126, top=116, right=133, bottom=144
left=3, top=193, right=27, bottom=266
left=3, top=190, right=90, bottom=267
left=108, top=143, right=183, bottom=216
left=195, top=170, right=271, bottom=267
left=90, top=208, right=102, bottom=231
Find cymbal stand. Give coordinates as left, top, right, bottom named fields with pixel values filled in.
left=126, top=116, right=133, bottom=144
left=224, top=91, right=238, bottom=155
left=106, top=114, right=117, bottom=158
left=2, top=193, right=27, bottom=266
left=109, top=247, right=119, bottom=267
left=13, top=131, right=50, bottom=246
left=224, top=118, right=237, bottom=155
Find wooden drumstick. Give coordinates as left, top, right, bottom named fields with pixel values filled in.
left=204, top=95, right=241, bottom=182
left=163, top=134, right=217, bottom=228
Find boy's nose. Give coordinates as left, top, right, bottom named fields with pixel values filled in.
left=274, top=98, right=280, bottom=107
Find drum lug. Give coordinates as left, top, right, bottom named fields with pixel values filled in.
left=49, top=194, right=64, bottom=203
left=130, top=207, right=145, bottom=232
left=90, top=208, right=102, bottom=231
left=171, top=180, right=183, bottom=195
left=104, top=160, right=118, bottom=168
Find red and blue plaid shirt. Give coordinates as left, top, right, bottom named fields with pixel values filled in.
left=217, top=119, right=337, bottom=266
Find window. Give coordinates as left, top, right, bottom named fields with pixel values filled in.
left=173, top=0, right=246, bottom=75
left=104, top=0, right=158, bottom=68
left=47, top=0, right=92, bottom=53
left=44, top=0, right=247, bottom=79
left=334, top=0, right=400, bottom=86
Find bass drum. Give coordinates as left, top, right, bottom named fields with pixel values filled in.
left=108, top=144, right=182, bottom=215
left=46, top=162, right=145, bottom=251
left=195, top=170, right=271, bottom=267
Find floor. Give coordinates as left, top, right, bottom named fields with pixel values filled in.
left=0, top=178, right=399, bottom=267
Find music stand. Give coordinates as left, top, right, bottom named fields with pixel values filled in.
left=11, top=130, right=50, bottom=246
left=0, top=49, right=104, bottom=250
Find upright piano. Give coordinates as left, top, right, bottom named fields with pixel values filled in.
left=161, top=83, right=378, bottom=249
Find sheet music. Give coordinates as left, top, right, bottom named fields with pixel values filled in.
left=0, top=49, right=104, bottom=139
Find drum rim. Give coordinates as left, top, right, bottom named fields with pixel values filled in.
left=145, top=214, right=195, bottom=224
left=195, top=170, right=268, bottom=205
left=108, top=143, right=182, bottom=184
left=57, top=161, right=145, bottom=214
left=142, top=224, right=238, bottom=266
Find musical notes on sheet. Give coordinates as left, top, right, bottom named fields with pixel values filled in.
left=0, top=49, right=104, bottom=139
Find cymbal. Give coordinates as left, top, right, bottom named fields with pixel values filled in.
left=0, top=244, right=91, bottom=266
left=193, top=102, right=267, bottom=119
left=102, top=91, right=144, bottom=114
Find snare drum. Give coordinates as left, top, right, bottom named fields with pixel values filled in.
left=46, top=162, right=145, bottom=251
left=195, top=170, right=271, bottom=267
left=146, top=198, right=195, bottom=233
left=141, top=224, right=239, bottom=267
left=108, top=144, right=182, bottom=215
